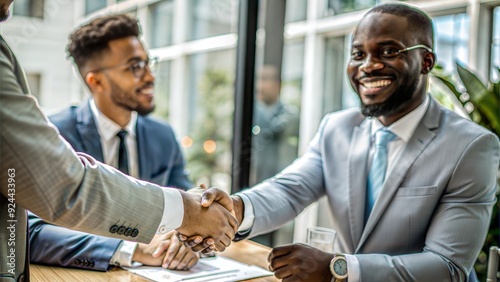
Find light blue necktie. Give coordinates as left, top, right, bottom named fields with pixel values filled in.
left=365, top=129, right=396, bottom=221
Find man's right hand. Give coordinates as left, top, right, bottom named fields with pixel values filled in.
left=179, top=189, right=245, bottom=253
left=176, top=188, right=238, bottom=252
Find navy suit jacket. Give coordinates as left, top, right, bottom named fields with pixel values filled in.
left=28, top=101, right=192, bottom=271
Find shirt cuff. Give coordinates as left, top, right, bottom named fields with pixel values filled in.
left=156, top=188, right=184, bottom=234
left=236, top=194, right=255, bottom=232
left=345, top=254, right=360, bottom=282
left=110, top=241, right=142, bottom=267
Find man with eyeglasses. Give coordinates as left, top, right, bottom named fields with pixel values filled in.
left=25, top=14, right=205, bottom=272
left=192, top=3, right=499, bottom=281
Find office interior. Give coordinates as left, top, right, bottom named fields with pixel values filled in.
left=2, top=0, right=499, bottom=257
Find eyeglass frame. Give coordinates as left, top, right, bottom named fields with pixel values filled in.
left=397, top=44, right=433, bottom=54
left=87, top=56, right=158, bottom=79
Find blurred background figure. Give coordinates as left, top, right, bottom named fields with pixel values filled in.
left=251, top=64, right=299, bottom=184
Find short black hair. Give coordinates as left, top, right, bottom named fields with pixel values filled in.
left=67, top=14, right=140, bottom=72
left=365, top=3, right=434, bottom=48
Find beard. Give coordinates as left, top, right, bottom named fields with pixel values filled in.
left=108, top=78, right=155, bottom=116
left=360, top=76, right=418, bottom=118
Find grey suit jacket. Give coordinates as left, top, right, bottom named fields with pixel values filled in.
left=240, top=97, right=499, bottom=281
left=28, top=102, right=192, bottom=271
left=0, top=35, right=174, bottom=280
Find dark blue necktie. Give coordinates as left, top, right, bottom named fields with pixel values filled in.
left=365, top=129, right=396, bottom=221
left=116, top=130, right=129, bottom=174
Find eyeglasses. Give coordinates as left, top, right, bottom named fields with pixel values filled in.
left=398, top=44, right=433, bottom=53
left=350, top=44, right=433, bottom=61
left=89, top=57, right=158, bottom=78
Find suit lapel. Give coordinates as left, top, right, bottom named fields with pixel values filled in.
left=356, top=97, right=440, bottom=252
left=348, top=120, right=371, bottom=250
left=75, top=102, right=105, bottom=163
left=136, top=116, right=148, bottom=180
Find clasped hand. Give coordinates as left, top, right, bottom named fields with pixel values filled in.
left=176, top=187, right=238, bottom=252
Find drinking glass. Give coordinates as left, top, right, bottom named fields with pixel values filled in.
left=306, top=226, right=337, bottom=253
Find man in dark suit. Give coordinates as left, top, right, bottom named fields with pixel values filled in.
left=28, top=14, right=198, bottom=271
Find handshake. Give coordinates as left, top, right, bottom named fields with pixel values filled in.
left=175, top=186, right=244, bottom=253
left=132, top=187, right=241, bottom=270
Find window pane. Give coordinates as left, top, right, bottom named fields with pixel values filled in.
left=323, top=37, right=346, bottom=115
left=325, top=0, right=377, bottom=17
left=433, top=13, right=470, bottom=72
left=250, top=41, right=303, bottom=185
left=183, top=50, right=236, bottom=188
left=85, top=0, right=106, bottom=15
left=187, top=0, right=238, bottom=40
left=148, top=0, right=174, bottom=48
left=152, top=61, right=171, bottom=121
left=285, top=0, right=307, bottom=23
left=13, top=0, right=44, bottom=19
left=492, top=6, right=500, bottom=81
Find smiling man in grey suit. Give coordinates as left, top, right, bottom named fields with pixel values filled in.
left=196, top=3, right=500, bottom=282
left=28, top=14, right=199, bottom=272
left=0, top=1, right=236, bottom=281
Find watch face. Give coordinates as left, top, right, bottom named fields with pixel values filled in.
left=334, top=258, right=348, bottom=276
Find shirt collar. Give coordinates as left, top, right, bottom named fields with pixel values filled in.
left=89, top=99, right=137, bottom=142
left=370, top=95, right=429, bottom=142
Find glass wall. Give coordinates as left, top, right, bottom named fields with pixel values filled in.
left=183, top=49, right=236, bottom=188
left=13, top=0, right=44, bottom=18
left=85, top=0, right=106, bottom=15
left=285, top=0, right=307, bottom=23
left=434, top=13, right=470, bottom=72
left=152, top=61, right=171, bottom=121
left=148, top=0, right=174, bottom=48
left=186, top=0, right=238, bottom=41
left=325, top=0, right=378, bottom=17
left=492, top=6, right=500, bottom=81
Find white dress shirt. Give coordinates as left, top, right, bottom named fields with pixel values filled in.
left=238, top=95, right=430, bottom=281
left=90, top=99, right=139, bottom=178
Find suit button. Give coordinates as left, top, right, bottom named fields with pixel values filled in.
left=124, top=227, right=133, bottom=237
left=109, top=225, right=119, bottom=233
left=74, top=259, right=81, bottom=265
left=90, top=261, right=95, bottom=267
left=117, top=226, right=126, bottom=235
left=131, top=228, right=139, bottom=237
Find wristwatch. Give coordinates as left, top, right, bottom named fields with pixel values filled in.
left=330, top=253, right=348, bottom=282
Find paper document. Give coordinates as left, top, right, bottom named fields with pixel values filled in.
left=124, top=256, right=273, bottom=282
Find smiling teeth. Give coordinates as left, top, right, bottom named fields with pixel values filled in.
left=363, top=80, right=391, bottom=89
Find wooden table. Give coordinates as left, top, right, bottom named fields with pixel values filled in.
left=30, top=240, right=279, bottom=282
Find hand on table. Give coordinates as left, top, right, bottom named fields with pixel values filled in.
left=268, top=243, right=334, bottom=282
left=176, top=187, right=238, bottom=252
left=133, top=231, right=199, bottom=270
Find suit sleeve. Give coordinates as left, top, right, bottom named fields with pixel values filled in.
left=0, top=42, right=174, bottom=244
left=28, top=212, right=121, bottom=271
